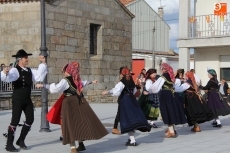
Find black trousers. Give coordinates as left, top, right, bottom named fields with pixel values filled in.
left=113, top=97, right=121, bottom=129
left=10, top=98, right=34, bottom=126
left=113, top=105, right=120, bottom=129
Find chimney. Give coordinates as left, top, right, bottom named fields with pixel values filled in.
left=158, top=7, right=164, bottom=19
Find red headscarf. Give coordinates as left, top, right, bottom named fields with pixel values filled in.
left=161, top=63, right=175, bottom=82
left=65, top=62, right=83, bottom=92
left=121, top=67, right=130, bottom=76
left=185, top=71, right=198, bottom=92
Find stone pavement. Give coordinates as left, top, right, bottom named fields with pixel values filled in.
left=1, top=103, right=230, bottom=153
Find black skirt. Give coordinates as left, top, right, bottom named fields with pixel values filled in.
left=159, top=90, right=187, bottom=125
left=184, top=92, right=214, bottom=126
left=119, top=94, right=151, bottom=134
left=206, top=90, right=230, bottom=118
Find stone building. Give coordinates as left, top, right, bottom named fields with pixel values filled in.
left=0, top=0, right=134, bottom=105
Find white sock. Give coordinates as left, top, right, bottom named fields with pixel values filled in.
left=128, top=132, right=136, bottom=143
left=168, top=126, right=174, bottom=133
left=194, top=123, right=199, bottom=127
left=70, top=141, right=76, bottom=149
left=150, top=121, right=154, bottom=125
left=216, top=119, right=221, bottom=125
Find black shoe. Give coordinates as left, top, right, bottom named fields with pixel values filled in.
left=126, top=139, right=131, bottom=144
left=126, top=142, right=137, bottom=146
left=5, top=144, right=19, bottom=152
left=212, top=121, right=217, bottom=126
left=150, top=123, right=158, bottom=128
left=16, top=138, right=27, bottom=149
left=60, top=136, right=63, bottom=141
left=3, top=133, right=8, bottom=138
left=213, top=124, right=222, bottom=128
left=77, top=142, right=86, bottom=151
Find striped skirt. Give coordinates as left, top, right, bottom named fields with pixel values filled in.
left=61, top=95, right=108, bottom=145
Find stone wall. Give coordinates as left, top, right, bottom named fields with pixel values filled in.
left=0, top=2, right=41, bottom=66
left=0, top=0, right=133, bottom=106
left=45, top=0, right=133, bottom=105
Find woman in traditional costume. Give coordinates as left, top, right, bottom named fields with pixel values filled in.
left=102, top=67, right=150, bottom=146
left=138, top=69, right=160, bottom=128
left=174, top=69, right=186, bottom=115
left=175, top=71, right=214, bottom=132
left=199, top=69, right=230, bottom=128
left=36, top=62, right=108, bottom=153
left=146, top=63, right=187, bottom=138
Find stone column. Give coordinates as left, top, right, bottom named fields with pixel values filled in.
left=178, top=0, right=190, bottom=71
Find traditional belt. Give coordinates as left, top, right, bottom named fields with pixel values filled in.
left=186, top=90, right=203, bottom=103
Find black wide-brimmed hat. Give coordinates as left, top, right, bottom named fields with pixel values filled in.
left=12, top=49, right=32, bottom=57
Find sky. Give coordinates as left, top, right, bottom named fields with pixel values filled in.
left=145, top=0, right=195, bottom=54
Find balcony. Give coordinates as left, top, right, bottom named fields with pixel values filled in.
left=189, top=12, right=230, bottom=38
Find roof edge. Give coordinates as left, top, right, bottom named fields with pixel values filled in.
left=116, top=0, right=135, bottom=19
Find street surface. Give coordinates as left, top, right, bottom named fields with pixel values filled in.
left=1, top=103, right=230, bottom=153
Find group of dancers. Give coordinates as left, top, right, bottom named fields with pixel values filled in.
left=1, top=49, right=230, bottom=153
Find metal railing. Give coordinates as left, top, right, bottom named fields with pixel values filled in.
left=189, top=12, right=230, bottom=38
left=0, top=67, right=40, bottom=92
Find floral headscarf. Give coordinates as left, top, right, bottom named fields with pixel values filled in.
left=185, top=71, right=198, bottom=92
left=161, top=63, right=175, bottom=82
left=121, top=67, right=130, bottom=76
left=66, top=62, right=83, bottom=92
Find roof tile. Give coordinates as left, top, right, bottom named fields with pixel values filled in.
left=119, top=0, right=135, bottom=5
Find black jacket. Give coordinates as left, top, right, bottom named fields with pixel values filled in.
left=218, top=82, right=229, bottom=96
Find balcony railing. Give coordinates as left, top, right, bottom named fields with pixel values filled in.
left=189, top=12, right=230, bottom=38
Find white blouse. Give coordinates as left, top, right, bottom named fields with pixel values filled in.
left=174, top=78, right=181, bottom=88
left=45, top=79, right=88, bottom=94
left=0, top=63, right=47, bottom=82
left=148, top=77, right=165, bottom=94
left=109, top=82, right=137, bottom=97
left=174, top=83, right=190, bottom=93
left=145, top=79, right=153, bottom=92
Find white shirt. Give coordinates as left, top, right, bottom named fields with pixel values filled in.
left=174, top=78, right=181, bottom=88
left=145, top=79, right=153, bottom=92
left=175, top=83, right=191, bottom=92
left=109, top=82, right=137, bottom=97
left=0, top=63, right=47, bottom=82
left=45, top=79, right=88, bottom=94
left=148, top=77, right=165, bottom=94
left=219, top=84, right=225, bottom=95
left=194, top=73, right=201, bottom=85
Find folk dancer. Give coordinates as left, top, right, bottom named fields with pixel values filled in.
left=146, top=63, right=187, bottom=138
left=138, top=69, right=160, bottom=128
left=102, top=67, right=150, bottom=146
left=36, top=62, right=108, bottom=153
left=1, top=49, right=47, bottom=152
left=199, top=69, right=230, bottom=128
left=175, top=71, right=214, bottom=132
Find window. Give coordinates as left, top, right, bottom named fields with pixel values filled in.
left=90, top=24, right=101, bottom=55
left=220, top=68, right=230, bottom=81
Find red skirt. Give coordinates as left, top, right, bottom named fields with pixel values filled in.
left=46, top=94, right=65, bottom=125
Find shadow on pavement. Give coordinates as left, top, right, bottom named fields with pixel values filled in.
left=29, top=139, right=60, bottom=148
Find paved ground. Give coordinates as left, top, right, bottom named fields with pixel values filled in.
left=1, top=103, right=230, bottom=153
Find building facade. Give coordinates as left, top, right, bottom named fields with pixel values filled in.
left=0, top=0, right=134, bottom=105
left=120, top=0, right=170, bottom=74
left=177, top=0, right=230, bottom=85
